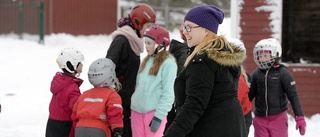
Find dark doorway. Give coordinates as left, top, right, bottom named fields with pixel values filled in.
left=282, top=0, right=320, bottom=63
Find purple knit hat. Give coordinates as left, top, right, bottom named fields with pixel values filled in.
left=184, top=5, right=224, bottom=34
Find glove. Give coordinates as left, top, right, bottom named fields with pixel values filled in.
left=295, top=116, right=306, bottom=135
left=115, top=78, right=122, bottom=92
left=149, top=116, right=161, bottom=133
left=113, top=128, right=123, bottom=137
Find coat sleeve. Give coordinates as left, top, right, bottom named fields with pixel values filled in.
left=67, top=84, right=81, bottom=112
left=238, top=74, right=247, bottom=105
left=249, top=70, right=258, bottom=101
left=107, top=91, right=124, bottom=130
left=280, top=68, right=304, bottom=116
left=165, top=58, right=215, bottom=137
left=154, top=58, right=177, bottom=120
left=106, top=35, right=129, bottom=77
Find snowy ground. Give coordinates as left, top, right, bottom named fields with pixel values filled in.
left=0, top=18, right=319, bottom=137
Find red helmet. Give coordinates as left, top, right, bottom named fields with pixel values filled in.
left=144, top=25, right=170, bottom=49
left=179, top=22, right=186, bottom=40
left=129, top=3, right=156, bottom=30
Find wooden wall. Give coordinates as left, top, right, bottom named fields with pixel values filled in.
left=44, top=0, right=117, bottom=35
left=0, top=0, right=117, bottom=35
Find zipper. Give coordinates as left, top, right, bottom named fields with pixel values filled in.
left=265, top=69, right=269, bottom=116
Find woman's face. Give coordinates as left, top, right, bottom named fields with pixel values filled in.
left=140, top=22, right=153, bottom=37
left=144, top=39, right=156, bottom=55
left=183, top=21, right=208, bottom=47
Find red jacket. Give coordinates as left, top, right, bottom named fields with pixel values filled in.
left=72, top=87, right=123, bottom=137
left=49, top=72, right=82, bottom=121
left=238, top=74, right=252, bottom=115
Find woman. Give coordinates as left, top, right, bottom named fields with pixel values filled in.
left=105, top=3, right=156, bottom=137
left=164, top=5, right=246, bottom=137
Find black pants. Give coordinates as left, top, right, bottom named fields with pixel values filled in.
left=122, top=105, right=132, bottom=137
left=164, top=104, right=175, bottom=133
left=244, top=112, right=253, bottom=137
left=45, top=119, right=72, bottom=137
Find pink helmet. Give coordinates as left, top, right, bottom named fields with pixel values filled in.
left=129, top=3, right=156, bottom=30
left=144, top=25, right=170, bottom=49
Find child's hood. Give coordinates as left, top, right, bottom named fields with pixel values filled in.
left=50, top=72, right=83, bottom=95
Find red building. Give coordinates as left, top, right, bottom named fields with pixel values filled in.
left=0, top=0, right=118, bottom=35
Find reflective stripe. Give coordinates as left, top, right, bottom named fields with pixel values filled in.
left=84, top=98, right=103, bottom=102
left=113, top=104, right=122, bottom=108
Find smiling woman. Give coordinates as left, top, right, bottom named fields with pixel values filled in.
left=164, top=5, right=247, bottom=137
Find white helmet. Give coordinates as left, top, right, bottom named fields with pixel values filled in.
left=253, top=38, right=282, bottom=69
left=88, top=58, right=117, bottom=88
left=228, top=38, right=246, bottom=55
left=57, top=47, right=84, bottom=73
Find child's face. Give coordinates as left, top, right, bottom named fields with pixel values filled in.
left=145, top=39, right=156, bottom=55
left=76, top=62, right=83, bottom=74
left=257, top=51, right=272, bottom=62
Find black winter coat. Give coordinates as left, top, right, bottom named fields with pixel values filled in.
left=249, top=64, right=304, bottom=116
left=169, top=39, right=189, bottom=75
left=164, top=46, right=247, bottom=137
left=106, top=35, right=140, bottom=107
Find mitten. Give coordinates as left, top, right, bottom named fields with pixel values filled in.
left=113, top=128, right=123, bottom=137
left=295, top=116, right=306, bottom=135
left=149, top=116, right=161, bottom=133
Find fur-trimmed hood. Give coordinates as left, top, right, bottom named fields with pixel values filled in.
left=206, top=45, right=246, bottom=67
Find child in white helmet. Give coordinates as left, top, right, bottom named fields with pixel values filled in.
left=72, top=58, right=123, bottom=137
left=249, top=38, right=306, bottom=137
left=45, top=47, right=84, bottom=137
left=130, top=25, right=177, bottom=137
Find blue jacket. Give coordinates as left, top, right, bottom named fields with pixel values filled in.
left=131, top=55, right=177, bottom=120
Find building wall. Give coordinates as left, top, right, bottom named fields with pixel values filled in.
left=240, top=0, right=320, bottom=117
left=0, top=0, right=117, bottom=35
left=44, top=0, right=117, bottom=35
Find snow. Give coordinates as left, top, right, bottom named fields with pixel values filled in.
left=255, top=0, right=282, bottom=41
left=0, top=17, right=319, bottom=137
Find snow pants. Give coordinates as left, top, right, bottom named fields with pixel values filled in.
left=253, top=111, right=288, bottom=137
left=131, top=110, right=167, bottom=137
left=75, top=127, right=106, bottom=137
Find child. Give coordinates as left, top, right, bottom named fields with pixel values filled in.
left=105, top=4, right=156, bottom=137
left=229, top=38, right=252, bottom=137
left=249, top=38, right=307, bottom=137
left=165, top=22, right=189, bottom=132
left=72, top=58, right=123, bottom=137
left=45, top=47, right=84, bottom=137
left=130, top=25, right=177, bottom=137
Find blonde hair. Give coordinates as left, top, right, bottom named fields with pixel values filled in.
left=241, top=65, right=250, bottom=87
left=139, top=48, right=173, bottom=75
left=184, top=31, right=234, bottom=67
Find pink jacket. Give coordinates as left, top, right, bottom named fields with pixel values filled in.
left=48, top=72, right=83, bottom=121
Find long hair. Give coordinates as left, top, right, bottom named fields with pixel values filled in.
left=241, top=65, right=250, bottom=87
left=139, top=48, right=173, bottom=75
left=184, top=31, right=234, bottom=67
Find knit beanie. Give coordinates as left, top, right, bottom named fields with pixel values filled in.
left=184, top=5, right=224, bottom=34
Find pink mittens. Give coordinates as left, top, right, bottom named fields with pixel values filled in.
left=295, top=116, right=306, bottom=135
